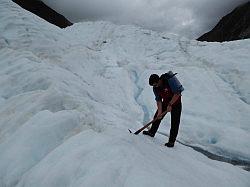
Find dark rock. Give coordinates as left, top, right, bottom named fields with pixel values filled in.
left=197, top=2, right=250, bottom=42
left=13, top=0, right=73, bottom=28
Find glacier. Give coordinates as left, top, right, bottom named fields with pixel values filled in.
left=0, top=0, right=250, bottom=186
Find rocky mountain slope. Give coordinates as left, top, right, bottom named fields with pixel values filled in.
left=198, top=2, right=250, bottom=42
left=13, top=0, right=72, bottom=28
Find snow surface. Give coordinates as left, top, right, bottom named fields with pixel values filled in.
left=0, top=0, right=250, bottom=186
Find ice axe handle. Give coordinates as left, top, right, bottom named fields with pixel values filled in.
left=134, top=119, right=154, bottom=134
left=134, top=111, right=168, bottom=135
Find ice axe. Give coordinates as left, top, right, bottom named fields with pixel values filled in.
left=129, top=110, right=168, bottom=135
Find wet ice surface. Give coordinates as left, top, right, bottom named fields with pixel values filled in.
left=0, top=0, right=250, bottom=186
left=157, top=131, right=250, bottom=171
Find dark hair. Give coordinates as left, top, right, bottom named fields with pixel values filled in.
left=149, top=74, right=159, bottom=86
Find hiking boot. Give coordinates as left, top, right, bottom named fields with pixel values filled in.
left=165, top=142, right=175, bottom=147
left=142, top=130, right=154, bottom=137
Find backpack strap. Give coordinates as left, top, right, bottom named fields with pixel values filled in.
left=160, top=72, right=177, bottom=80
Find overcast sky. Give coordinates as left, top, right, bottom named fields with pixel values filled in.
left=41, top=0, right=248, bottom=39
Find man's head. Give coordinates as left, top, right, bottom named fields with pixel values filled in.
left=149, top=74, right=160, bottom=87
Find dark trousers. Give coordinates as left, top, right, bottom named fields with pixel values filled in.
left=149, top=102, right=182, bottom=143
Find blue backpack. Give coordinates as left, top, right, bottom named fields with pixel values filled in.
left=161, top=71, right=184, bottom=94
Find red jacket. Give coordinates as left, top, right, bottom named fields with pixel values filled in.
left=153, top=84, right=181, bottom=105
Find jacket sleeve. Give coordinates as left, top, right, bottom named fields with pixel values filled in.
left=153, top=87, right=162, bottom=101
